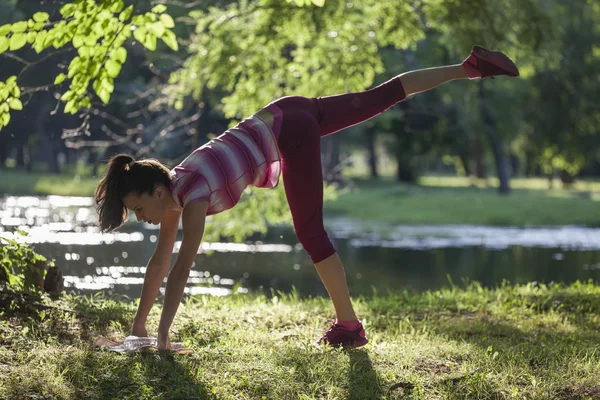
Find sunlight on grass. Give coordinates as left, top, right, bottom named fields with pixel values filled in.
left=0, top=170, right=98, bottom=197
left=420, top=175, right=600, bottom=192
left=325, top=177, right=600, bottom=226
left=1, top=282, right=600, bottom=399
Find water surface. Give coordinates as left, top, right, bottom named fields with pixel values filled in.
left=1, top=195, right=599, bottom=298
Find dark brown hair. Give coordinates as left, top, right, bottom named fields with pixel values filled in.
left=95, top=154, right=172, bottom=232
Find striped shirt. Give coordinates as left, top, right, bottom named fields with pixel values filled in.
left=169, top=104, right=283, bottom=215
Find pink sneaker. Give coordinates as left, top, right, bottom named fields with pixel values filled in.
left=462, top=45, right=519, bottom=79
left=315, top=321, right=369, bottom=349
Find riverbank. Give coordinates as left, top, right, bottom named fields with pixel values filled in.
left=324, top=176, right=600, bottom=227
left=1, top=281, right=599, bottom=399
left=0, top=169, right=98, bottom=197
left=1, top=168, right=599, bottom=226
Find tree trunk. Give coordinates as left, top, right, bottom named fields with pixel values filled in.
left=471, top=137, right=486, bottom=179
left=25, top=143, right=33, bottom=172
left=366, top=131, right=378, bottom=179
left=479, top=81, right=510, bottom=195
left=457, top=147, right=471, bottom=176
left=16, top=143, right=25, bottom=169
left=396, top=158, right=417, bottom=183
left=523, top=150, right=534, bottom=177
left=0, top=139, right=7, bottom=167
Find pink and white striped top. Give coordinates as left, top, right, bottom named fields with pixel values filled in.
left=169, top=104, right=283, bottom=215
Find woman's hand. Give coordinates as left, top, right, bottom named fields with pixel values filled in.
left=157, top=330, right=171, bottom=350
left=131, top=320, right=148, bottom=337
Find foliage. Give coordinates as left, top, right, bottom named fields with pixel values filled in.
left=168, top=0, right=424, bottom=118
left=0, top=232, right=51, bottom=292
left=0, top=0, right=178, bottom=129
left=521, top=0, right=600, bottom=175
left=204, top=180, right=338, bottom=242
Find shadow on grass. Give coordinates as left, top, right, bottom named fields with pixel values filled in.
left=428, top=310, right=600, bottom=397
left=346, top=348, right=384, bottom=400
left=69, top=350, right=215, bottom=400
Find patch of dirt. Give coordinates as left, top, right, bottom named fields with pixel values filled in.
left=559, top=385, right=600, bottom=400
left=414, top=356, right=460, bottom=375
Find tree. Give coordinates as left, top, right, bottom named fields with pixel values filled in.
left=0, top=0, right=178, bottom=131
left=521, top=0, right=600, bottom=181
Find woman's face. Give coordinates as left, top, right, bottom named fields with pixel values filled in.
left=123, top=186, right=168, bottom=225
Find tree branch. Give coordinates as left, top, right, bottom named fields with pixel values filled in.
left=17, top=48, right=74, bottom=79
left=152, top=0, right=205, bottom=8
left=0, top=52, right=30, bottom=66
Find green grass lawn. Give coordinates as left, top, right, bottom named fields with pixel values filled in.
left=1, top=281, right=599, bottom=399
left=324, top=176, right=600, bottom=227
left=0, top=169, right=98, bottom=197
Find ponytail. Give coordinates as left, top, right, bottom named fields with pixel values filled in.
left=95, top=153, right=172, bottom=232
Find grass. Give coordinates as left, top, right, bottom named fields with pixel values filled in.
left=0, top=169, right=98, bottom=197
left=324, top=176, right=600, bottom=227
left=1, top=281, right=600, bottom=399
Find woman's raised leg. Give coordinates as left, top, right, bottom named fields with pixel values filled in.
left=314, top=45, right=519, bottom=137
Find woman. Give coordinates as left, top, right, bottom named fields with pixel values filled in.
left=95, top=45, right=519, bottom=349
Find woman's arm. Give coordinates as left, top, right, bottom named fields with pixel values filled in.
left=132, top=209, right=180, bottom=329
left=157, top=199, right=209, bottom=347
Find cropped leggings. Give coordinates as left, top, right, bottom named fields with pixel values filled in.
left=264, top=76, right=406, bottom=264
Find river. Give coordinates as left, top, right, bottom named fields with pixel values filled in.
left=1, top=195, right=599, bottom=299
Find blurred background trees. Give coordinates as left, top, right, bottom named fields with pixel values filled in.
left=1, top=0, right=599, bottom=191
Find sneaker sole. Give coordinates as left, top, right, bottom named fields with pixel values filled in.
left=344, top=337, right=369, bottom=349
left=313, top=337, right=369, bottom=349
left=472, top=45, right=520, bottom=77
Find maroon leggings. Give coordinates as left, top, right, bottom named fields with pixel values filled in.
left=266, top=76, right=406, bottom=264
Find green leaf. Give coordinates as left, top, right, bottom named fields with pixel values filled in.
left=97, top=10, right=112, bottom=22
left=83, top=34, right=97, bottom=47
left=312, top=0, right=325, bottom=6
left=64, top=99, right=75, bottom=114
left=102, top=77, right=114, bottom=93
left=152, top=4, right=168, bottom=13
left=111, top=47, right=127, bottom=63
left=133, top=27, right=146, bottom=44
left=72, top=35, right=83, bottom=48
left=161, top=29, right=178, bottom=51
left=8, top=98, right=22, bottom=111
left=0, top=24, right=11, bottom=36
left=11, top=85, right=20, bottom=97
left=60, top=4, right=76, bottom=17
left=60, top=90, right=72, bottom=101
left=98, top=88, right=110, bottom=104
left=77, top=45, right=89, bottom=58
left=26, top=31, right=36, bottom=43
left=109, top=0, right=125, bottom=14
left=119, top=5, right=134, bottom=22
left=6, top=76, right=16, bottom=86
left=54, top=73, right=66, bottom=85
left=144, top=33, right=157, bottom=51
left=9, top=33, right=27, bottom=51
left=32, top=12, right=50, bottom=22
left=11, top=21, right=28, bottom=33
left=0, top=112, right=9, bottom=127
left=8, top=272, right=22, bottom=287
left=0, top=37, right=8, bottom=53
left=105, top=59, right=121, bottom=78
left=160, top=14, right=175, bottom=28
left=149, top=22, right=165, bottom=38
